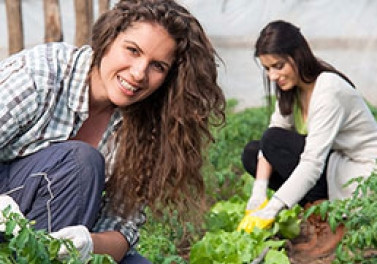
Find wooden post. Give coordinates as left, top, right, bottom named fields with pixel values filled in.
left=88, top=0, right=93, bottom=31
left=43, top=0, right=63, bottom=42
left=99, top=0, right=110, bottom=16
left=5, top=0, right=24, bottom=55
left=75, top=0, right=93, bottom=47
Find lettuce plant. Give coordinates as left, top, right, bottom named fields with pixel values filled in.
left=0, top=207, right=115, bottom=264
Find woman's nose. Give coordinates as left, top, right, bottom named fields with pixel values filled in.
left=130, top=61, right=147, bottom=82
left=267, top=69, right=279, bottom=81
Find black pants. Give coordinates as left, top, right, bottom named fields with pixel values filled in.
left=241, top=127, right=328, bottom=206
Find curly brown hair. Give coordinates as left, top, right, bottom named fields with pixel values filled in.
left=91, top=0, right=226, bottom=218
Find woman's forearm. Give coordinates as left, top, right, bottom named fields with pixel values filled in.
left=91, top=231, right=129, bottom=262
left=256, top=155, right=273, bottom=180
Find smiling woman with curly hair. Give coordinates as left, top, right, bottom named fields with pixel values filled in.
left=0, top=0, right=225, bottom=262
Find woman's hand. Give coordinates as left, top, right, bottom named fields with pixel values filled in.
left=237, top=198, right=269, bottom=233
left=0, top=194, right=24, bottom=236
left=238, top=196, right=286, bottom=233
left=51, top=225, right=93, bottom=262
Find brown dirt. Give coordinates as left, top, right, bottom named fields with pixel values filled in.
left=286, top=240, right=336, bottom=264
left=285, top=219, right=336, bottom=264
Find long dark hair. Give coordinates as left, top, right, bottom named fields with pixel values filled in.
left=91, top=0, right=226, bottom=218
left=255, top=20, right=354, bottom=115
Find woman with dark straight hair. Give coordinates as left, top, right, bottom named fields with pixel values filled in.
left=238, top=20, right=377, bottom=257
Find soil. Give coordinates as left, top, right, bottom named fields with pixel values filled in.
left=287, top=240, right=336, bottom=264
left=285, top=220, right=377, bottom=264
left=285, top=220, right=336, bottom=264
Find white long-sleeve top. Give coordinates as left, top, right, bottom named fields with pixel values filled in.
left=271, top=72, right=377, bottom=207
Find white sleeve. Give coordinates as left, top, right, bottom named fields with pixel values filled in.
left=275, top=89, right=344, bottom=207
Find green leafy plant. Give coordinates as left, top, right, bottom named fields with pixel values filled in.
left=205, top=195, right=246, bottom=232
left=275, top=205, right=302, bottom=240
left=138, top=102, right=377, bottom=262
left=304, top=168, right=377, bottom=263
left=137, top=210, right=188, bottom=264
left=0, top=207, right=115, bottom=264
left=190, top=229, right=289, bottom=264
left=139, top=101, right=270, bottom=263
left=189, top=186, right=301, bottom=264
left=203, top=99, right=269, bottom=202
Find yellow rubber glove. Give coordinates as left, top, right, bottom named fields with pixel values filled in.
left=237, top=197, right=285, bottom=233
left=239, top=215, right=275, bottom=232
left=237, top=199, right=269, bottom=233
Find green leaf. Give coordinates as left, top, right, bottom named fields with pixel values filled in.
left=277, top=220, right=300, bottom=239
left=303, top=205, right=317, bottom=219
left=5, top=220, right=17, bottom=236
left=0, top=209, right=115, bottom=263
left=48, top=239, right=61, bottom=259
left=264, top=249, right=290, bottom=264
left=329, top=215, right=337, bottom=232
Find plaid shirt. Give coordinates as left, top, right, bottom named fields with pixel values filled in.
left=0, top=42, right=145, bottom=250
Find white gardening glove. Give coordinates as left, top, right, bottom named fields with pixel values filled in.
left=246, top=178, right=268, bottom=211
left=251, top=196, right=286, bottom=219
left=51, top=225, right=93, bottom=262
left=0, top=194, right=24, bottom=236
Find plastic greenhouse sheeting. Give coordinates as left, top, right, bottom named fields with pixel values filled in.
left=180, top=0, right=377, bottom=109
left=1, top=0, right=376, bottom=108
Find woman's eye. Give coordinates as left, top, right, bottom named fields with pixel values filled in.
left=152, top=62, right=165, bottom=72
left=127, top=47, right=139, bottom=55
left=274, top=61, right=285, bottom=70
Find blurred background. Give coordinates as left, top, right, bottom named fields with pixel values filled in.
left=1, top=0, right=376, bottom=110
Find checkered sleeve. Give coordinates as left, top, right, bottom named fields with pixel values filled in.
left=92, top=198, right=146, bottom=250
left=0, top=53, right=39, bottom=149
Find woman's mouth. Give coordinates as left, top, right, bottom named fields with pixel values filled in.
left=118, top=76, right=139, bottom=93
left=278, top=80, right=287, bottom=87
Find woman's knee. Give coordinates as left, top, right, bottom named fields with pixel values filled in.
left=74, top=141, right=104, bottom=170
left=63, top=141, right=104, bottom=163
left=241, top=140, right=260, bottom=176
left=37, top=141, right=106, bottom=197
left=59, top=141, right=105, bottom=183
left=261, top=127, right=305, bottom=160
left=260, top=127, right=289, bottom=156
left=261, top=127, right=286, bottom=145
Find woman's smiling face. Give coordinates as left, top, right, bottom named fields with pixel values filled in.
left=259, top=54, right=299, bottom=91
left=91, top=21, right=177, bottom=107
